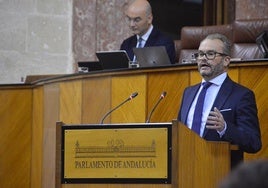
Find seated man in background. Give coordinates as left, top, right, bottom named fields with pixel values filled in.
left=177, top=33, right=262, bottom=168
left=120, top=0, right=176, bottom=64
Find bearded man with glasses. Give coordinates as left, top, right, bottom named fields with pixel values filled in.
left=177, top=33, right=262, bottom=169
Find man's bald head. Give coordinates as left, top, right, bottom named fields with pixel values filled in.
left=125, top=0, right=153, bottom=36
left=127, top=0, right=152, bottom=17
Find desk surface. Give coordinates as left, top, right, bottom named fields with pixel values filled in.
left=23, top=59, right=268, bottom=85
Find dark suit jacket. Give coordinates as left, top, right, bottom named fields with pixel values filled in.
left=178, top=76, right=262, bottom=168
left=120, top=27, right=176, bottom=64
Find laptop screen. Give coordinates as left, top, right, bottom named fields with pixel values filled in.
left=133, top=46, right=171, bottom=67
left=96, top=50, right=130, bottom=70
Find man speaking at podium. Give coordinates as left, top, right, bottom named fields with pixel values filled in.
left=177, top=33, right=262, bottom=168
left=120, top=0, right=176, bottom=64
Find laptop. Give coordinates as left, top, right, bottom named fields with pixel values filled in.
left=77, top=61, right=103, bottom=73
left=133, top=46, right=171, bottom=67
left=96, top=50, right=130, bottom=70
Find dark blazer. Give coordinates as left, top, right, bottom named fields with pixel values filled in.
left=178, top=76, right=262, bottom=168
left=120, top=27, right=176, bottom=64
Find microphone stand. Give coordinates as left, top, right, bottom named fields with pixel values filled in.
left=146, top=91, right=167, bottom=123
left=100, top=92, right=138, bottom=124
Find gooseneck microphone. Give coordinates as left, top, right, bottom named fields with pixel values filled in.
left=100, top=92, right=138, bottom=124
left=146, top=91, right=167, bottom=123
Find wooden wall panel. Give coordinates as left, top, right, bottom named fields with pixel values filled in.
left=227, top=68, right=239, bottom=82
left=147, top=71, right=189, bottom=123
left=60, top=80, right=82, bottom=124
left=43, top=84, right=60, bottom=188
left=239, top=66, right=268, bottom=160
left=0, top=88, right=32, bottom=188
left=111, top=74, right=147, bottom=123
left=31, top=86, right=44, bottom=188
left=82, top=77, right=111, bottom=124
left=190, top=69, right=201, bottom=85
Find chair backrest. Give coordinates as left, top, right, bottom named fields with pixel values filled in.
left=175, top=19, right=268, bottom=63
left=179, top=24, right=232, bottom=63
left=232, top=19, right=268, bottom=59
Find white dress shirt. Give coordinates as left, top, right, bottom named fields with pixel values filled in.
left=136, top=25, right=153, bottom=48
left=132, top=25, right=153, bottom=62
left=187, top=72, right=227, bottom=137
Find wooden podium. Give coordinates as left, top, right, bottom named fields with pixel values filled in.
left=56, top=120, right=231, bottom=188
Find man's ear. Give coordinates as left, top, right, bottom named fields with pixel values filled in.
left=147, top=14, right=153, bottom=24
left=223, top=56, right=231, bottom=67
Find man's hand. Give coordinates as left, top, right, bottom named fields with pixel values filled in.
left=206, top=107, right=225, bottom=132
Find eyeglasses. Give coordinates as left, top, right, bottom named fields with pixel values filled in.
left=193, top=50, right=228, bottom=60
left=125, top=16, right=142, bottom=24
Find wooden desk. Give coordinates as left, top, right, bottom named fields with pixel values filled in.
left=0, top=60, right=268, bottom=188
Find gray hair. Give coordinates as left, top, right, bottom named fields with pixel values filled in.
left=204, top=33, right=232, bottom=56
left=145, top=1, right=152, bottom=16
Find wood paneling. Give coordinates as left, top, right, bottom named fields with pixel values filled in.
left=0, top=88, right=32, bottom=188
left=43, top=83, right=60, bottom=188
left=147, top=71, right=189, bottom=123
left=239, top=66, right=268, bottom=160
left=31, top=86, right=44, bottom=188
left=82, top=77, right=111, bottom=124
left=60, top=80, right=82, bottom=124
left=111, top=74, right=147, bottom=123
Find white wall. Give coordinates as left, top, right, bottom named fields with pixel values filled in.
left=0, top=0, right=73, bottom=84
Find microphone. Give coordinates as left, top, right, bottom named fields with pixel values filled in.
left=146, top=91, right=167, bottom=123
left=100, top=92, right=138, bottom=124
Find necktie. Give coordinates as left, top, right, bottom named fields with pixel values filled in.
left=133, top=37, right=143, bottom=62
left=137, top=37, right=143, bottom=48
left=192, top=82, right=212, bottom=135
